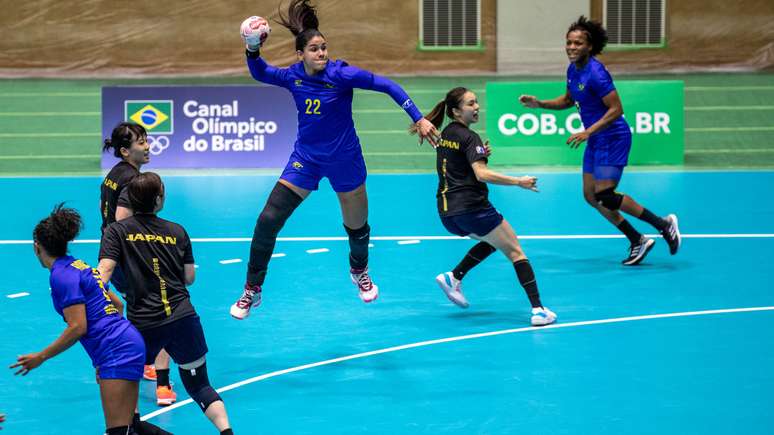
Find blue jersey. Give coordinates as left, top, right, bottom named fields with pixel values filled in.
left=49, top=256, right=136, bottom=367
left=247, top=56, right=422, bottom=161
left=566, top=57, right=631, bottom=145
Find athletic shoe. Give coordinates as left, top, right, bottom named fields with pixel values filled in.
left=156, top=385, right=177, bottom=407
left=661, top=213, right=681, bottom=255
left=531, top=307, right=557, bottom=326
left=435, top=272, right=469, bottom=308
left=351, top=267, right=379, bottom=303
left=143, top=365, right=157, bottom=381
left=622, top=237, right=655, bottom=266
left=230, top=283, right=262, bottom=320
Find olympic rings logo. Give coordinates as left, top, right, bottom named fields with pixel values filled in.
left=147, top=135, right=170, bottom=156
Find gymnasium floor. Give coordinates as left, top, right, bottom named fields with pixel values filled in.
left=1, top=170, right=773, bottom=434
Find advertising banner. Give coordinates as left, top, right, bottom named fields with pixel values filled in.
left=485, top=81, right=684, bottom=165
left=101, top=86, right=297, bottom=169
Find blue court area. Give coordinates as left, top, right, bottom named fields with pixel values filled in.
left=1, top=171, right=773, bottom=434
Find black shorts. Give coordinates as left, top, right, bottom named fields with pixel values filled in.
left=140, top=315, right=209, bottom=365
left=440, top=206, right=504, bottom=237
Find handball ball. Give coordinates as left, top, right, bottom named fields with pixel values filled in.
left=240, top=16, right=271, bottom=47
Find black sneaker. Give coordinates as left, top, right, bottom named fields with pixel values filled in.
left=622, top=237, right=655, bottom=266
left=661, top=214, right=681, bottom=255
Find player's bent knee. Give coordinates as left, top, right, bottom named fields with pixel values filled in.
left=594, top=187, right=623, bottom=211
left=178, top=359, right=223, bottom=412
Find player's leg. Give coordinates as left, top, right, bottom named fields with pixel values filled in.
left=153, top=349, right=175, bottom=406
left=231, top=154, right=315, bottom=319
left=99, top=379, right=138, bottom=434
left=435, top=212, right=497, bottom=308
left=477, top=218, right=556, bottom=326
left=166, top=316, right=232, bottom=434
left=337, top=183, right=378, bottom=302
left=330, top=154, right=377, bottom=302
left=618, top=186, right=681, bottom=255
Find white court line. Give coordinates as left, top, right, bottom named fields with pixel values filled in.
left=6, top=292, right=30, bottom=299
left=142, top=305, right=774, bottom=421
left=306, top=248, right=330, bottom=254
left=397, top=240, right=421, bottom=245
left=1, top=234, right=773, bottom=245
left=218, top=259, right=242, bottom=265
left=271, top=253, right=286, bottom=258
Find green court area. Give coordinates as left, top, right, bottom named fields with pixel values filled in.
left=0, top=73, right=772, bottom=175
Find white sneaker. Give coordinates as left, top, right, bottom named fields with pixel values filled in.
left=351, top=267, right=379, bottom=303
left=435, top=272, right=469, bottom=308
left=531, top=307, right=557, bottom=326
left=230, top=284, right=262, bottom=320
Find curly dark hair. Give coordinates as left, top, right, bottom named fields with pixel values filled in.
left=33, top=203, right=83, bottom=257
left=276, top=0, right=325, bottom=51
left=567, top=16, right=608, bottom=56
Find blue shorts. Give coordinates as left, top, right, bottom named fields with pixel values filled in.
left=440, top=206, right=504, bottom=237
left=140, top=315, right=208, bottom=365
left=92, top=319, right=145, bottom=382
left=280, top=150, right=367, bottom=193
left=583, top=133, right=631, bottom=181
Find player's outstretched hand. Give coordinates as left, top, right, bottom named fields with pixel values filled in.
left=519, top=95, right=540, bottom=108
left=518, top=176, right=539, bottom=192
left=415, top=118, right=440, bottom=148
left=9, top=352, right=44, bottom=376
left=567, top=131, right=589, bottom=148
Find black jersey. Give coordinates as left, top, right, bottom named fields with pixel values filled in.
left=435, top=121, right=491, bottom=216
left=100, top=161, right=139, bottom=230
left=99, top=214, right=196, bottom=331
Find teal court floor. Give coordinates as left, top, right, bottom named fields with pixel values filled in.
left=1, top=170, right=773, bottom=434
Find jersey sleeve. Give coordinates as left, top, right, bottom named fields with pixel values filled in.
left=463, top=131, right=488, bottom=165
left=336, top=64, right=423, bottom=123
left=99, top=223, right=123, bottom=262
left=180, top=227, right=195, bottom=265
left=589, top=63, right=616, bottom=99
left=116, top=186, right=131, bottom=209
left=246, top=54, right=292, bottom=89
left=50, top=268, right=85, bottom=309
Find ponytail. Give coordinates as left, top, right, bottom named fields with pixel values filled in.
left=103, top=122, right=147, bottom=159
left=276, top=0, right=325, bottom=51
left=408, top=87, right=468, bottom=135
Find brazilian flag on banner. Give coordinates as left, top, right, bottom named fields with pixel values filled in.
left=125, top=100, right=174, bottom=134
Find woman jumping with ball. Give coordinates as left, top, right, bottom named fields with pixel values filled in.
left=230, top=0, right=439, bottom=319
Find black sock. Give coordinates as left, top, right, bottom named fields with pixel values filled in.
left=638, top=208, right=668, bottom=231
left=132, top=413, right=172, bottom=435
left=344, top=222, right=370, bottom=270
left=221, top=430, right=234, bottom=435
left=156, top=368, right=170, bottom=388
left=616, top=219, right=642, bottom=244
left=106, top=426, right=130, bottom=435
left=452, top=242, right=496, bottom=280
left=513, top=259, right=542, bottom=308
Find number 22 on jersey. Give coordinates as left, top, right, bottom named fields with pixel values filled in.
left=304, top=98, right=321, bottom=115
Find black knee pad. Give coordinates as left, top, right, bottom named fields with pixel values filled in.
left=179, top=362, right=222, bottom=413
left=594, top=187, right=623, bottom=211
left=344, top=222, right=370, bottom=269
left=257, top=183, right=304, bottom=236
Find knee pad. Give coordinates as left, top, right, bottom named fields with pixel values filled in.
left=594, top=187, right=623, bottom=211
left=257, top=183, right=304, bottom=237
left=178, top=360, right=222, bottom=412
left=344, top=222, right=370, bottom=240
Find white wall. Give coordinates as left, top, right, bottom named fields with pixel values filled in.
left=497, top=0, right=590, bottom=74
